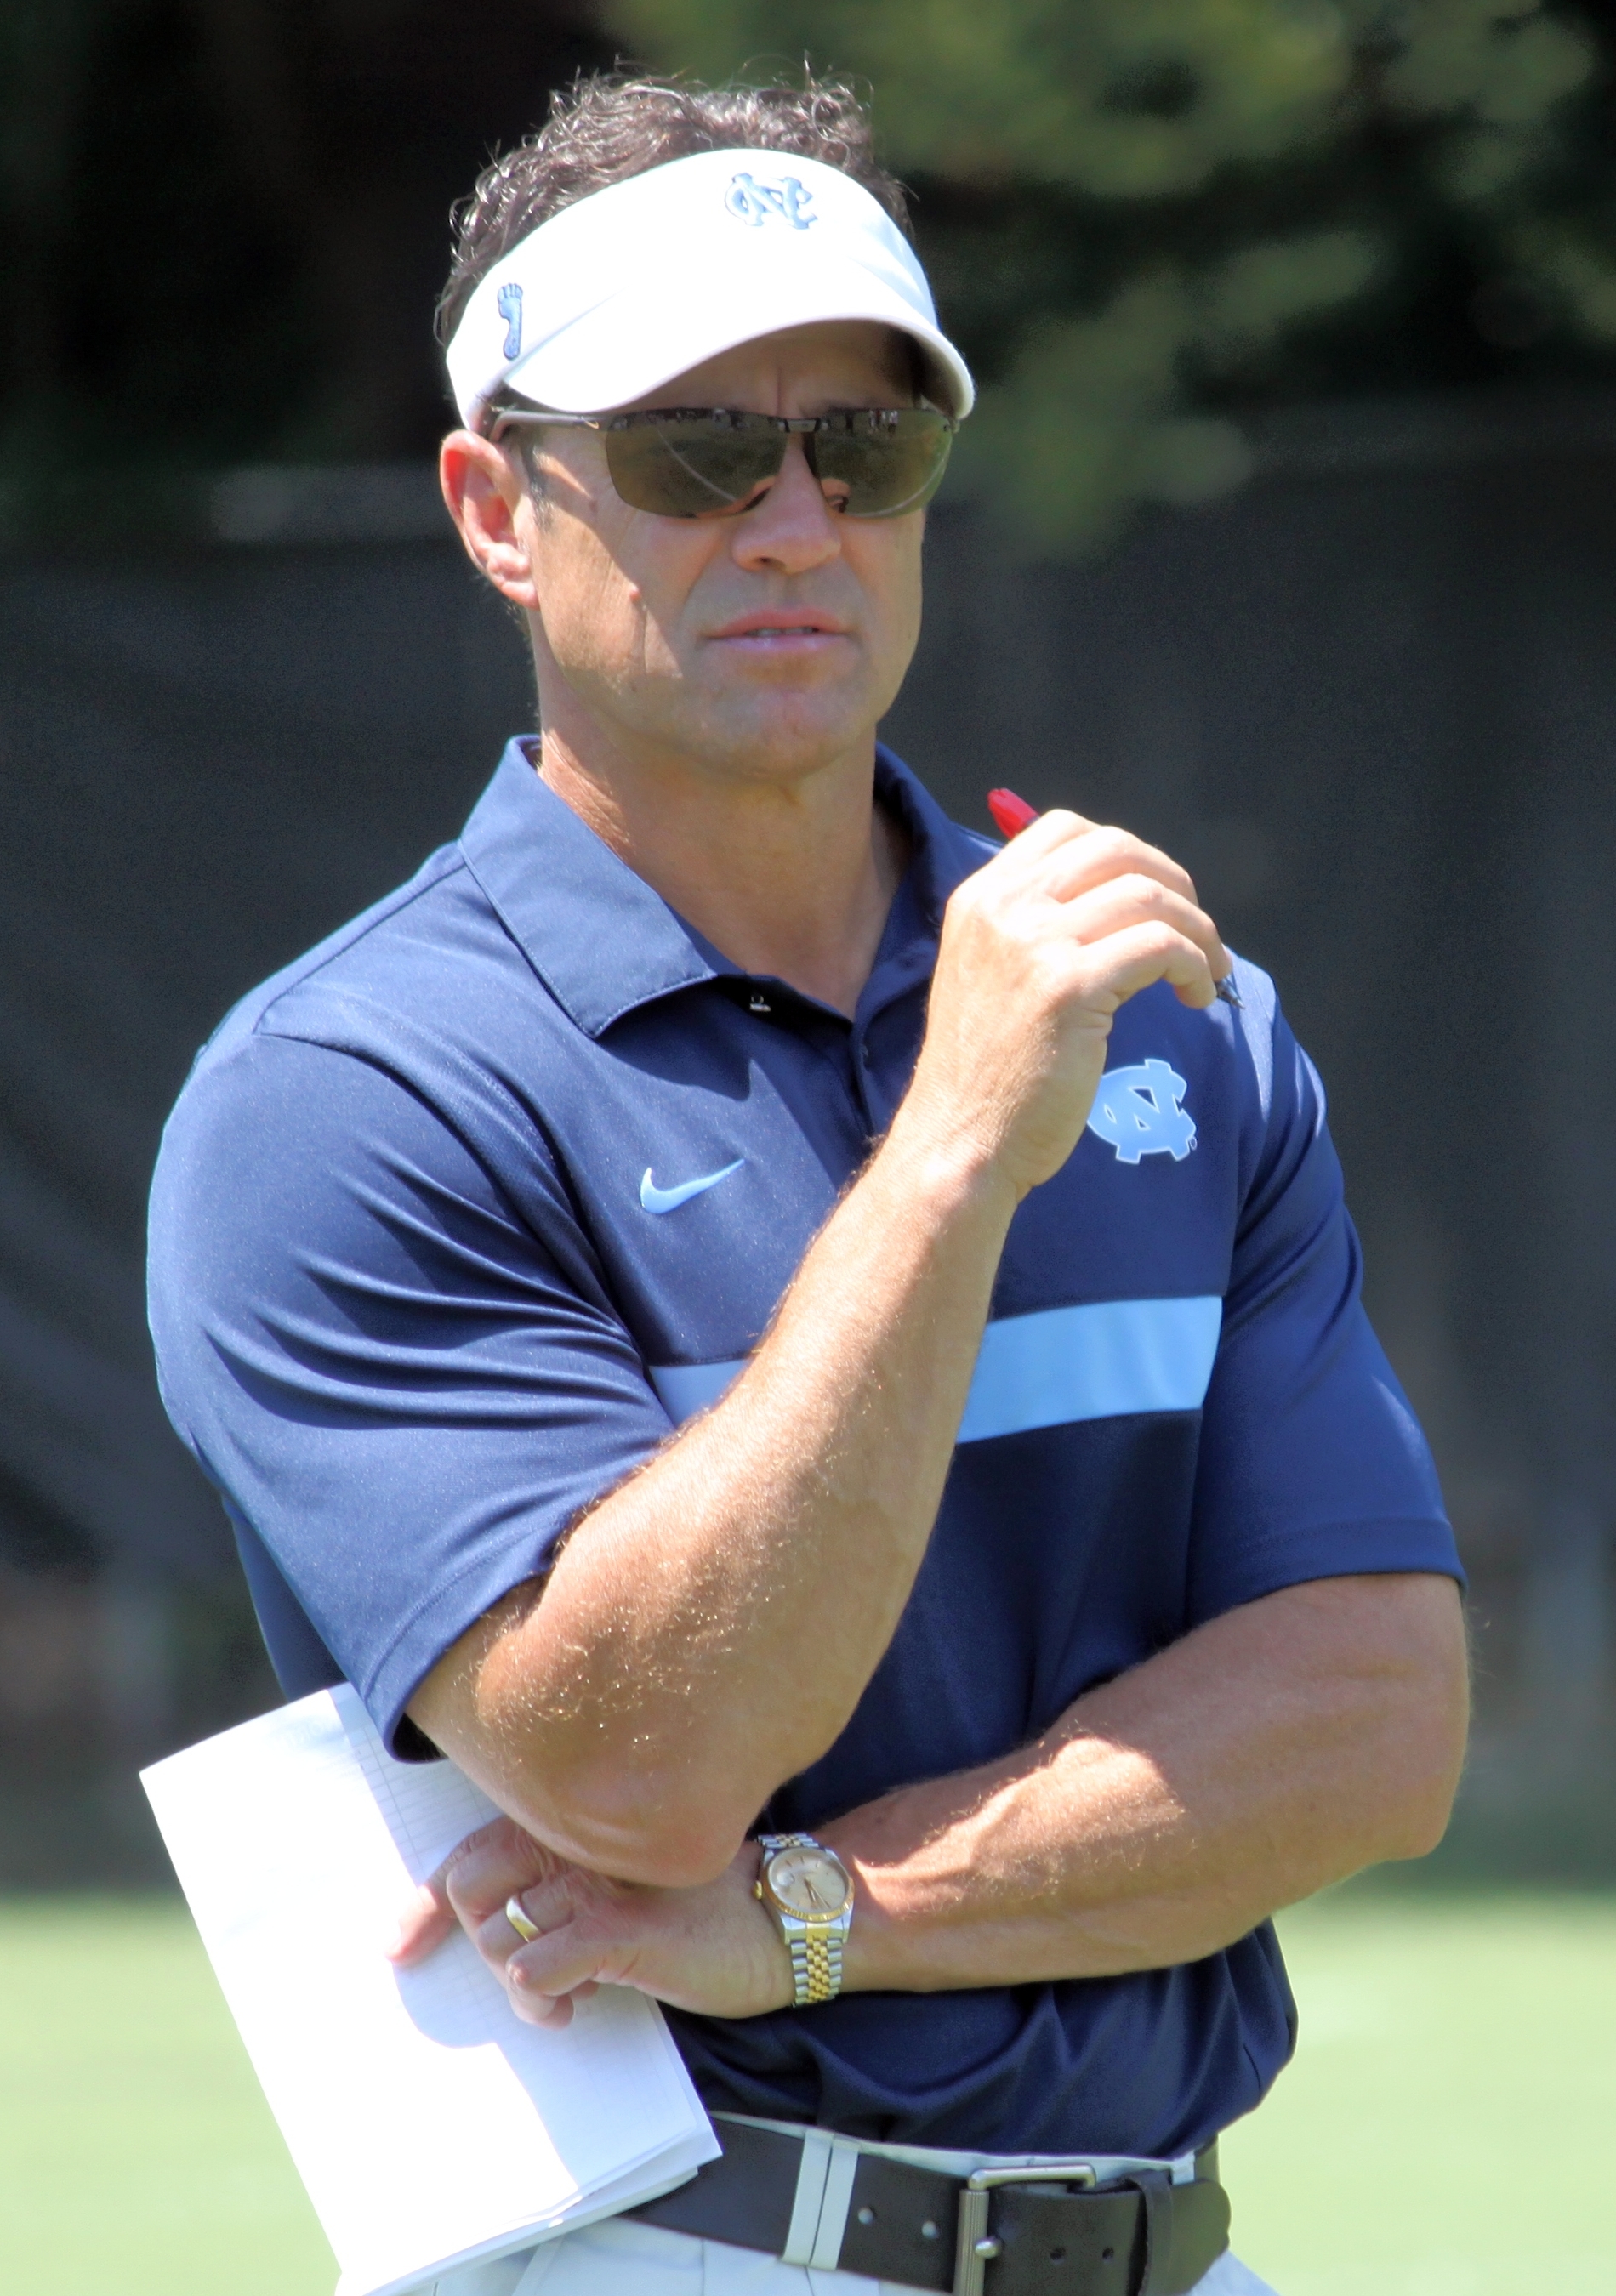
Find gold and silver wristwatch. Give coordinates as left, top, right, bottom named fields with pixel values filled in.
left=754, top=1833, right=854, bottom=2006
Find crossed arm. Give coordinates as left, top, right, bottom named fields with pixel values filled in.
left=393, top=811, right=1469, bottom=2021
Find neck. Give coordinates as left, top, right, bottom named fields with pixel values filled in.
left=536, top=725, right=908, bottom=1019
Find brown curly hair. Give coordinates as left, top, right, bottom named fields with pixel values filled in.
left=435, top=71, right=913, bottom=350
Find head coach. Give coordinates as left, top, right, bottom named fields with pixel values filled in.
left=147, top=72, right=1468, bottom=2296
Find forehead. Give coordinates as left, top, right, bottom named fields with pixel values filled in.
left=620, top=320, right=916, bottom=413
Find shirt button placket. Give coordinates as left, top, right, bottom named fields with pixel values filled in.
left=853, top=1031, right=882, bottom=1135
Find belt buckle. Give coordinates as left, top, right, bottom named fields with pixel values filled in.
left=953, top=2160, right=1099, bottom=2296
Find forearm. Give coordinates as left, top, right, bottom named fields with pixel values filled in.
left=413, top=1119, right=1015, bottom=1881
left=410, top=812, right=1228, bottom=1884
left=828, top=1573, right=1469, bottom=1989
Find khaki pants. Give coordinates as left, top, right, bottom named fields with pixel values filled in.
left=430, top=2218, right=1279, bottom=2295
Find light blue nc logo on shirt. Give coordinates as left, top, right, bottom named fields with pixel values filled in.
left=1087, top=1059, right=1196, bottom=1165
left=640, top=1158, right=745, bottom=1215
left=725, top=173, right=816, bottom=230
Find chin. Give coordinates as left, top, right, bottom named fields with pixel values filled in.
left=722, top=704, right=874, bottom=775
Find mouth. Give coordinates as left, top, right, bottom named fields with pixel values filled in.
left=708, top=610, right=851, bottom=645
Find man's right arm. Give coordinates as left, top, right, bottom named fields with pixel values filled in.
left=408, top=814, right=1226, bottom=1886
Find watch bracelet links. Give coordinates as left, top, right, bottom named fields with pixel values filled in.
left=788, top=1925, right=843, bottom=2005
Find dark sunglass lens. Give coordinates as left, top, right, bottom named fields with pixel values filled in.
left=809, top=411, right=954, bottom=517
left=602, top=414, right=787, bottom=517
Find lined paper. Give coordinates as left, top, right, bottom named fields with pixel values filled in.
left=143, top=1686, right=717, bottom=2296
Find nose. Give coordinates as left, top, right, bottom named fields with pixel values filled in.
left=728, top=434, right=844, bottom=577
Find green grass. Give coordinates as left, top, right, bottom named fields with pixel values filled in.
left=1221, top=1889, right=1616, bottom=2294
left=2, top=1888, right=1613, bottom=2294
left=0, top=1896, right=335, bottom=2296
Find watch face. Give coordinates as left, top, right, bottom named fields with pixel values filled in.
left=767, top=1846, right=852, bottom=1921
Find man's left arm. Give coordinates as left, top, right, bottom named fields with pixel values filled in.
left=392, top=1566, right=1467, bottom=2020
left=833, top=1566, right=1466, bottom=1989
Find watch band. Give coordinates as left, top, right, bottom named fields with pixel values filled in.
left=786, top=1924, right=844, bottom=2004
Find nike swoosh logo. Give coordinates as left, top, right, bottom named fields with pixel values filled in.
left=640, top=1158, right=745, bottom=1215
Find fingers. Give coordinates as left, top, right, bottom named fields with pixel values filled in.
left=969, top=810, right=1231, bottom=996
left=1031, top=825, right=1199, bottom=915
left=380, top=1815, right=617, bottom=2026
left=993, top=804, right=1100, bottom=857
left=385, top=1816, right=564, bottom=1967
left=999, top=811, right=1203, bottom=918
left=386, top=1875, right=458, bottom=1966
left=502, top=1972, right=601, bottom=2030
left=469, top=1863, right=624, bottom=2025
left=991, top=806, right=1189, bottom=895
left=986, top=809, right=1209, bottom=926
left=1056, top=919, right=1221, bottom=1012
left=441, top=1819, right=558, bottom=1907
left=508, top=1987, right=578, bottom=2030
left=497, top=1898, right=623, bottom=2027
left=470, top=1874, right=575, bottom=1965
left=1047, top=873, right=1231, bottom=994
left=506, top=1922, right=621, bottom=2009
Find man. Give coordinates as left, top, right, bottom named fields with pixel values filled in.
left=148, top=73, right=1468, bottom=2296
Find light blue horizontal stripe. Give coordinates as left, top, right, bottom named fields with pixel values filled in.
left=650, top=1294, right=1222, bottom=1444
left=955, top=1294, right=1222, bottom=1442
left=650, top=1358, right=744, bottom=1424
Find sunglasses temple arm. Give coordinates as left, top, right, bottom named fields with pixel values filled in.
left=487, top=412, right=603, bottom=440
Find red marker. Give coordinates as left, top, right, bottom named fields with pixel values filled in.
left=985, top=785, right=1242, bottom=1009
left=987, top=787, right=1039, bottom=839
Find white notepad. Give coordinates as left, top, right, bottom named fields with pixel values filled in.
left=141, top=1685, right=719, bottom=2296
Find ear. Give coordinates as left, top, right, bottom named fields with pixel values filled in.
left=440, top=429, right=539, bottom=608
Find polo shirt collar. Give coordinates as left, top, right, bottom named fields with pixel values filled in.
left=457, top=736, right=987, bottom=1040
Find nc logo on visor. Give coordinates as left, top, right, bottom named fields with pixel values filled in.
left=496, top=282, right=523, bottom=360
left=725, top=173, right=816, bottom=230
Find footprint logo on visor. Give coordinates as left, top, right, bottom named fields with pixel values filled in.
left=496, top=282, right=523, bottom=360
left=725, top=173, right=816, bottom=230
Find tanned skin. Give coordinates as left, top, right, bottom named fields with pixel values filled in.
left=387, top=321, right=1467, bottom=2028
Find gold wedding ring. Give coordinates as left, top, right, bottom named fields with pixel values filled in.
left=504, top=1893, right=541, bottom=1943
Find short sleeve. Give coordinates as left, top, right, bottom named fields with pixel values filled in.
left=147, top=1031, right=672, bottom=1750
left=1186, top=992, right=1463, bottom=1621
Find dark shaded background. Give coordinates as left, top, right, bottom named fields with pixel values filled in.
left=4, top=3, right=609, bottom=474
left=9, top=2, right=1616, bottom=498
left=3, top=1, right=1616, bottom=1879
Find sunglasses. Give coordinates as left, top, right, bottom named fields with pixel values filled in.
left=490, top=405, right=956, bottom=520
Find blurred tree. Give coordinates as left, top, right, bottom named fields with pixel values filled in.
left=0, top=0, right=612, bottom=492
left=617, top=0, right=1616, bottom=545
left=4, top=0, right=1614, bottom=548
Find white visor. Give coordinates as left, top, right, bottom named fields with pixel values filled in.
left=444, top=146, right=975, bottom=431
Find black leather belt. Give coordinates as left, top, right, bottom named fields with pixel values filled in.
left=625, top=2117, right=1231, bottom=2295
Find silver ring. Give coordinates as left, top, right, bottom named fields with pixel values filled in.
left=504, top=1892, right=540, bottom=1944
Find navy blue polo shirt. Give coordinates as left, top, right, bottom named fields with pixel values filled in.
left=148, top=739, right=1460, bottom=2161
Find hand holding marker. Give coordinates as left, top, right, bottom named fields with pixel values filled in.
left=986, top=787, right=1243, bottom=1010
